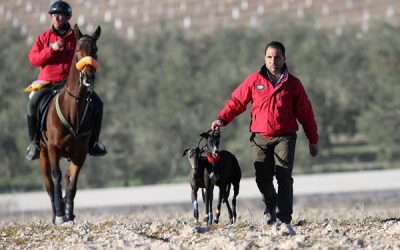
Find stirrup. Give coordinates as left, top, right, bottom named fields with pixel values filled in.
left=89, top=141, right=107, bottom=156
left=26, top=142, right=40, bottom=160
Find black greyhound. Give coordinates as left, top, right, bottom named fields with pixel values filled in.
left=183, top=130, right=241, bottom=224
left=200, top=130, right=241, bottom=224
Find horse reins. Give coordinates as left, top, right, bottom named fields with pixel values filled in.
left=55, top=93, right=92, bottom=138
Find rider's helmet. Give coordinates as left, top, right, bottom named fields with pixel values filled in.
left=48, top=1, right=72, bottom=17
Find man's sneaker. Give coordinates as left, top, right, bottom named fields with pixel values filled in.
left=26, top=142, right=40, bottom=160
left=89, top=141, right=107, bottom=156
left=275, top=219, right=296, bottom=236
left=282, top=222, right=296, bottom=235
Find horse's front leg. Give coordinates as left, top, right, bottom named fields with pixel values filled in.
left=64, top=162, right=82, bottom=222
left=39, top=150, right=56, bottom=224
left=48, top=147, right=65, bottom=225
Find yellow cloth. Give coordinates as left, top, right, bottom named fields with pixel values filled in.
left=23, top=80, right=51, bottom=92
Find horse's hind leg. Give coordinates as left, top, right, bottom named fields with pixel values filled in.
left=64, top=163, right=81, bottom=222
left=48, top=147, right=65, bottom=224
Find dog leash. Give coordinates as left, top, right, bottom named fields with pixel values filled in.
left=250, top=132, right=267, bottom=152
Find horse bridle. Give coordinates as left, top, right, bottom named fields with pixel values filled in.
left=56, top=37, right=98, bottom=138
left=74, top=37, right=98, bottom=92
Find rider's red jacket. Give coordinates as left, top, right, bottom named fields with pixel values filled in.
left=28, top=26, right=76, bottom=83
left=217, top=65, right=319, bottom=144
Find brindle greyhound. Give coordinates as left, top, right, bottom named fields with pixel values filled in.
left=183, top=135, right=214, bottom=224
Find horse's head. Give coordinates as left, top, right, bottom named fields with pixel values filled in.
left=183, top=147, right=201, bottom=170
left=199, top=130, right=220, bottom=157
left=73, top=24, right=101, bottom=87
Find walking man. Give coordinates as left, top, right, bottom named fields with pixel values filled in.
left=211, top=41, right=319, bottom=235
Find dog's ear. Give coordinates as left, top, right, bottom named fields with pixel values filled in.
left=182, top=148, right=189, bottom=157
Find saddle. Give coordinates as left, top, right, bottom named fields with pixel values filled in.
left=38, top=90, right=58, bottom=133
left=24, top=80, right=58, bottom=133
left=27, top=81, right=66, bottom=137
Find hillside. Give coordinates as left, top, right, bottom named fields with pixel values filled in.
left=1, top=0, right=399, bottom=44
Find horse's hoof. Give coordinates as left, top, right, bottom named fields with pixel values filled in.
left=54, top=216, right=65, bottom=225
left=214, top=218, right=219, bottom=224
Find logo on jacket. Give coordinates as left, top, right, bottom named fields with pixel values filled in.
left=256, top=84, right=265, bottom=90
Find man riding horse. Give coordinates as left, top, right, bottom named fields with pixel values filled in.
left=26, top=0, right=106, bottom=160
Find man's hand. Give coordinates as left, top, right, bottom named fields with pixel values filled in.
left=211, top=119, right=224, bottom=131
left=50, top=39, right=64, bottom=51
left=309, top=144, right=319, bottom=157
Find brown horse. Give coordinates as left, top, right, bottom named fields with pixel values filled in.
left=39, top=24, right=101, bottom=224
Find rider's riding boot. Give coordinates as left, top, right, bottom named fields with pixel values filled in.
left=26, top=115, right=40, bottom=161
left=89, top=140, right=107, bottom=156
left=88, top=110, right=107, bottom=156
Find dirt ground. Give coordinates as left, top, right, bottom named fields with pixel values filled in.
left=1, top=190, right=400, bottom=249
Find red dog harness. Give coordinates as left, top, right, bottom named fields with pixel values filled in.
left=207, top=154, right=220, bottom=165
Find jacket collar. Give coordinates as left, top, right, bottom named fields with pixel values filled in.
left=259, top=63, right=289, bottom=85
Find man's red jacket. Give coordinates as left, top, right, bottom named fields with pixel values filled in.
left=28, top=27, right=76, bottom=83
left=217, top=65, right=319, bottom=145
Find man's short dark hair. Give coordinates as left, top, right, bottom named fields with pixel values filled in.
left=264, top=41, right=285, bottom=56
